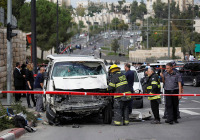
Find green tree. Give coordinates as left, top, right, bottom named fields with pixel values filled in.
left=130, top=1, right=138, bottom=22
left=12, top=0, right=25, bottom=20
left=79, top=21, right=85, bottom=28
left=18, top=0, right=72, bottom=60
left=111, top=18, right=120, bottom=30
left=88, top=3, right=103, bottom=16
left=0, top=0, right=7, bottom=11
left=118, top=20, right=128, bottom=30
left=110, top=3, right=114, bottom=12
left=111, top=39, right=120, bottom=54
left=76, top=6, right=85, bottom=17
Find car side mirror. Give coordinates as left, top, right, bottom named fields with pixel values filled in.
left=43, top=72, right=49, bottom=80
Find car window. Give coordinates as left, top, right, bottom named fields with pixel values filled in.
left=52, top=62, right=105, bottom=77
left=121, top=70, right=139, bottom=82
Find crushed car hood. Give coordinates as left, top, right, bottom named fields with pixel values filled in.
left=53, top=75, right=107, bottom=90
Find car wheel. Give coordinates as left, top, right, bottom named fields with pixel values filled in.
left=46, top=104, right=60, bottom=125
left=193, top=77, right=198, bottom=87
left=103, top=102, right=112, bottom=124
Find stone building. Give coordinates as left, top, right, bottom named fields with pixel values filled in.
left=0, top=28, right=27, bottom=93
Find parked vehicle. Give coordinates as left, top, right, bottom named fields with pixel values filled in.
left=179, top=61, right=200, bottom=87
left=44, top=55, right=112, bottom=125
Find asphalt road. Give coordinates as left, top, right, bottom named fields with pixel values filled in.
left=20, top=86, right=200, bottom=140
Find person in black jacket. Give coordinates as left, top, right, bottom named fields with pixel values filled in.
left=124, top=63, right=134, bottom=114
left=146, top=67, right=161, bottom=124
left=26, top=63, right=36, bottom=108
left=108, top=64, right=131, bottom=126
left=21, top=64, right=27, bottom=97
left=13, top=62, right=25, bottom=102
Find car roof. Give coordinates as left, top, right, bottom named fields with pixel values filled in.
left=150, top=63, right=165, bottom=66
left=47, top=54, right=104, bottom=63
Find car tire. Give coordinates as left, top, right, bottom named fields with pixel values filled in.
left=103, top=102, right=112, bottom=124
left=46, top=104, right=60, bottom=125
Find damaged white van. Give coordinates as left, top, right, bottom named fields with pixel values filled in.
left=43, top=55, right=112, bottom=125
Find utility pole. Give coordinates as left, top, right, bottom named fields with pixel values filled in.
left=31, top=0, right=37, bottom=74
left=57, top=0, right=59, bottom=54
left=168, top=0, right=170, bottom=58
left=147, top=17, right=149, bottom=49
left=87, top=0, right=90, bottom=47
left=7, top=0, right=12, bottom=105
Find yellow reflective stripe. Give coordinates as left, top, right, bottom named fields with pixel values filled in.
left=114, top=121, right=122, bottom=125
left=109, top=82, right=115, bottom=87
left=114, top=91, right=132, bottom=98
left=147, top=86, right=152, bottom=89
left=158, top=85, right=161, bottom=88
left=124, top=120, right=129, bottom=124
left=114, top=96, right=121, bottom=98
left=124, top=91, right=131, bottom=93
left=116, top=81, right=128, bottom=88
left=148, top=95, right=161, bottom=100
left=151, top=81, right=158, bottom=85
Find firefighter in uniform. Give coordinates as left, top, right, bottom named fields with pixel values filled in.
left=107, top=64, right=132, bottom=126
left=146, top=67, right=161, bottom=124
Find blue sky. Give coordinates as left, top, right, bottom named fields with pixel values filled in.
left=26, top=0, right=200, bottom=8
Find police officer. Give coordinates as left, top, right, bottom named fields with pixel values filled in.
left=107, top=64, right=131, bottom=126
left=162, top=61, right=183, bottom=119
left=146, top=67, right=161, bottom=124
left=161, top=63, right=182, bottom=124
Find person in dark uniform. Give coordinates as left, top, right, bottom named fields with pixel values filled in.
left=21, top=63, right=27, bottom=97
left=140, top=68, right=149, bottom=93
left=162, top=61, right=183, bottom=119
left=124, top=63, right=134, bottom=114
left=13, top=62, right=25, bottom=102
left=161, top=63, right=182, bottom=124
left=146, top=67, right=161, bottom=124
left=26, top=63, right=36, bottom=108
left=107, top=64, right=132, bottom=126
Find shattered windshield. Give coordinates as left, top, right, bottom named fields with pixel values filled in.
left=52, top=61, right=106, bottom=77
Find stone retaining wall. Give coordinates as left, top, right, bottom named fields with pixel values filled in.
left=129, top=47, right=184, bottom=61
left=0, top=28, right=26, bottom=96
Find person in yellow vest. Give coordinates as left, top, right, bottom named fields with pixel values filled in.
left=146, top=67, right=161, bottom=124
left=107, top=64, right=132, bottom=126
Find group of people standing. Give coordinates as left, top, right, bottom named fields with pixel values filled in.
left=108, top=61, right=183, bottom=126
left=13, top=62, right=45, bottom=112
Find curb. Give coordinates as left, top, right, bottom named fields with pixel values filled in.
left=0, top=122, right=33, bottom=140
left=0, top=128, right=25, bottom=140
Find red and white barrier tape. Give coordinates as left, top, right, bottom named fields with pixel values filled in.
left=0, top=90, right=199, bottom=97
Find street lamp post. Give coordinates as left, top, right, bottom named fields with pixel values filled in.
left=57, top=0, right=59, bottom=54
left=168, top=0, right=170, bottom=58
left=147, top=17, right=149, bottom=49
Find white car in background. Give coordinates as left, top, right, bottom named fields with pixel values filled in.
left=106, top=65, right=143, bottom=108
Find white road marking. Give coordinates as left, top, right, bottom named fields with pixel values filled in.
left=179, top=110, right=200, bottom=115
left=160, top=108, right=200, bottom=110
left=192, top=100, right=200, bottom=104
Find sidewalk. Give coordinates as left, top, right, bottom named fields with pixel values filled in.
left=0, top=97, right=38, bottom=140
